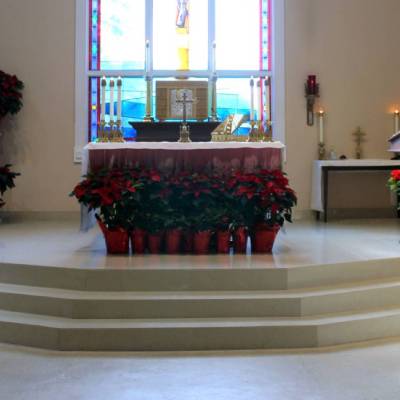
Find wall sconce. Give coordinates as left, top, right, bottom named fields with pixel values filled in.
left=305, top=75, right=320, bottom=126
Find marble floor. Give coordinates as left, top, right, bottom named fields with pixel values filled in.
left=0, top=217, right=399, bottom=269
left=0, top=340, right=399, bottom=400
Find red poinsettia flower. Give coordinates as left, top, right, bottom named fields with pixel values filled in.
left=391, top=170, right=400, bottom=181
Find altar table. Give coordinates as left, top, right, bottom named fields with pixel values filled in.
left=82, top=141, right=285, bottom=175
left=311, top=159, right=400, bottom=222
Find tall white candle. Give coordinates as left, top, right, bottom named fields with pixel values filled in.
left=145, top=40, right=150, bottom=75
left=117, top=77, right=122, bottom=122
left=109, top=78, right=115, bottom=122
left=256, top=79, right=261, bottom=121
left=264, top=77, right=270, bottom=121
left=394, top=110, right=399, bottom=133
left=318, top=110, right=324, bottom=143
left=101, top=76, right=107, bottom=121
left=250, top=77, right=254, bottom=121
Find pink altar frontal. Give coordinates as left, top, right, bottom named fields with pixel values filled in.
left=82, top=142, right=285, bottom=174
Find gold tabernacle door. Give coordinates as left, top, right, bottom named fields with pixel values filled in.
left=156, top=80, right=208, bottom=121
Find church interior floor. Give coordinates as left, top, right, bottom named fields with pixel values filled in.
left=0, top=217, right=398, bottom=269
left=1, top=339, right=400, bottom=400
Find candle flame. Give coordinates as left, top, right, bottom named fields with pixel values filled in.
left=395, top=110, right=399, bottom=115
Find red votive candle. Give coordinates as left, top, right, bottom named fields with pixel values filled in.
left=307, top=75, right=317, bottom=95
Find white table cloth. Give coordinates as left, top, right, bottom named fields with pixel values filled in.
left=311, top=159, right=400, bottom=212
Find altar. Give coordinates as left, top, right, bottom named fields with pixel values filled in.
left=82, top=141, right=285, bottom=175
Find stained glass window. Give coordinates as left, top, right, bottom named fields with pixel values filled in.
left=88, top=0, right=271, bottom=140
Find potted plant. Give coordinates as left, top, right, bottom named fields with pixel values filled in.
left=71, top=168, right=141, bottom=254
left=251, top=170, right=297, bottom=253
left=0, top=164, right=20, bottom=209
left=0, top=70, right=24, bottom=121
left=388, top=170, right=400, bottom=201
left=0, top=71, right=23, bottom=210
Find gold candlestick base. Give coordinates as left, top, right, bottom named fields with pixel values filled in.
left=318, top=142, right=326, bottom=160
left=247, top=120, right=266, bottom=142
left=178, top=122, right=192, bottom=143
left=96, top=120, right=125, bottom=143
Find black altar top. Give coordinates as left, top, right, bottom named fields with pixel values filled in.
left=129, top=121, right=220, bottom=142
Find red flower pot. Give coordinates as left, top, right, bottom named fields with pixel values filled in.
left=193, top=230, right=212, bottom=255
left=97, top=220, right=129, bottom=255
left=148, top=233, right=163, bottom=254
left=217, top=230, right=231, bottom=254
left=234, top=227, right=248, bottom=254
left=252, top=224, right=280, bottom=253
left=165, top=229, right=182, bottom=254
left=183, top=231, right=194, bottom=253
left=131, top=228, right=147, bottom=254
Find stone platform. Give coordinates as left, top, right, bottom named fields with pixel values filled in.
left=0, top=218, right=399, bottom=351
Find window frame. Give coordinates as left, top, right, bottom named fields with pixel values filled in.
left=74, top=0, right=285, bottom=163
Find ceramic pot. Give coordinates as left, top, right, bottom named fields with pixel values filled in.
left=131, top=228, right=147, bottom=254
left=148, top=232, right=163, bottom=254
left=193, top=230, right=212, bottom=255
left=252, top=224, right=280, bottom=253
left=183, top=230, right=194, bottom=253
left=216, top=230, right=231, bottom=254
left=234, top=226, right=248, bottom=254
left=165, top=229, right=182, bottom=254
left=97, top=219, right=129, bottom=254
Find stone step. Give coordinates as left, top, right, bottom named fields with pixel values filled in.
left=1, top=279, right=400, bottom=319
left=1, top=308, right=400, bottom=350
left=0, top=257, right=400, bottom=291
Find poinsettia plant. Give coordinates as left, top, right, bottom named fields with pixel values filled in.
left=388, top=170, right=400, bottom=208
left=0, top=164, right=20, bottom=208
left=71, top=168, right=142, bottom=229
left=0, top=70, right=24, bottom=119
left=226, top=169, right=297, bottom=228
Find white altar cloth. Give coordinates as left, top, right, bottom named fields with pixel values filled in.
left=311, top=159, right=400, bottom=212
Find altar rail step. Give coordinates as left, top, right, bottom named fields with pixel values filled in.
left=0, top=258, right=400, bottom=291
left=2, top=308, right=400, bottom=351
left=1, top=279, right=400, bottom=319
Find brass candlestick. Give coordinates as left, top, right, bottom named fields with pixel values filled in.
left=143, top=76, right=154, bottom=122
left=247, top=120, right=265, bottom=142
left=352, top=126, right=366, bottom=159
left=318, top=142, right=326, bottom=160
left=209, top=75, right=218, bottom=122
left=110, top=120, right=125, bottom=142
left=96, top=120, right=108, bottom=142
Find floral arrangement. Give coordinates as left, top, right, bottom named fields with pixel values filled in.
left=388, top=170, right=400, bottom=208
left=0, top=165, right=20, bottom=208
left=72, top=167, right=297, bottom=232
left=0, top=70, right=24, bottom=119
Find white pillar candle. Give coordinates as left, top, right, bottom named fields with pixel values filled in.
left=117, top=77, right=122, bottom=122
left=109, top=78, right=115, bottom=122
left=394, top=110, right=399, bottom=133
left=101, top=76, right=107, bottom=121
left=145, top=40, right=150, bottom=75
left=318, top=109, right=325, bottom=143
left=250, top=77, right=254, bottom=121
left=264, top=77, right=270, bottom=121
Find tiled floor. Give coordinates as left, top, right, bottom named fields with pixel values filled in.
left=1, top=340, right=400, bottom=400
left=0, top=218, right=399, bottom=269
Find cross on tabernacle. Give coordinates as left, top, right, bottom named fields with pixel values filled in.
left=176, top=91, right=195, bottom=123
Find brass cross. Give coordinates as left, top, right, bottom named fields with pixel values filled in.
left=176, top=91, right=195, bottom=123
left=352, top=126, right=366, bottom=159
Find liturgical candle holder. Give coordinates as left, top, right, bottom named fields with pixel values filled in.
left=96, top=120, right=125, bottom=143
left=305, top=75, right=320, bottom=126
